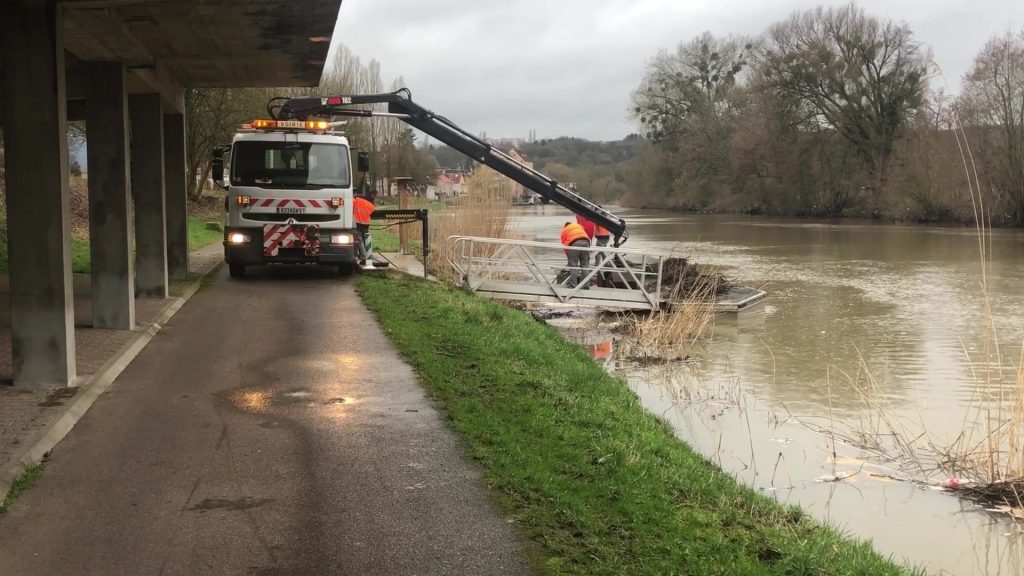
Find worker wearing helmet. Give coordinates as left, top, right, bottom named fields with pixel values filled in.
left=560, top=221, right=591, bottom=288
left=353, top=191, right=376, bottom=266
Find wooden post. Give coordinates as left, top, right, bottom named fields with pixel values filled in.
left=397, top=177, right=411, bottom=254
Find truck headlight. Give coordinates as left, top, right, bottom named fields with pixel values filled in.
left=228, top=232, right=250, bottom=244
left=330, top=233, right=353, bottom=245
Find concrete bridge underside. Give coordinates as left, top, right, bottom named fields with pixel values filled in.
left=0, top=0, right=342, bottom=386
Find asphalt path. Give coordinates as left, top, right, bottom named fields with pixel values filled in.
left=0, top=266, right=533, bottom=575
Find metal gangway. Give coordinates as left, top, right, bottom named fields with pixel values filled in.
left=445, top=236, right=767, bottom=312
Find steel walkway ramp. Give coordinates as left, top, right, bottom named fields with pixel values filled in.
left=445, top=236, right=766, bottom=313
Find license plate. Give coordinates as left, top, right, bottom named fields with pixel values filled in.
left=277, top=207, right=306, bottom=215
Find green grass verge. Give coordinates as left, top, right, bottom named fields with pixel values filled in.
left=355, top=273, right=919, bottom=576
left=0, top=217, right=220, bottom=275
left=0, top=465, right=44, bottom=514
left=0, top=224, right=89, bottom=274
left=188, top=215, right=223, bottom=251
left=369, top=225, right=422, bottom=255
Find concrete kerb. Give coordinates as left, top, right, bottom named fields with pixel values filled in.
left=0, top=261, right=223, bottom=505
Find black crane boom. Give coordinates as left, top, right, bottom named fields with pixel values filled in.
left=273, top=89, right=628, bottom=246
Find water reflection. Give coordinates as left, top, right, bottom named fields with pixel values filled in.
left=518, top=206, right=1024, bottom=575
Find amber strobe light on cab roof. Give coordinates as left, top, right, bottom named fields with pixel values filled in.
left=249, top=119, right=329, bottom=131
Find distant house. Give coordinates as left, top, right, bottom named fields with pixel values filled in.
left=505, top=148, right=535, bottom=202
left=435, top=170, right=465, bottom=198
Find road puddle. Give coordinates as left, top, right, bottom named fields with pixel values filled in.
left=225, top=386, right=357, bottom=418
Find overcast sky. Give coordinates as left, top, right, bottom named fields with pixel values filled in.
left=330, top=0, right=1024, bottom=141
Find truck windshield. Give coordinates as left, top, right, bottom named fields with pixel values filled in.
left=230, top=141, right=350, bottom=189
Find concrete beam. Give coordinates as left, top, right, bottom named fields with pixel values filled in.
left=0, top=0, right=76, bottom=386
left=129, top=93, right=168, bottom=299
left=86, top=62, right=135, bottom=330
left=127, top=66, right=185, bottom=115
left=163, top=113, right=189, bottom=280
left=64, top=7, right=153, bottom=67
left=68, top=59, right=184, bottom=115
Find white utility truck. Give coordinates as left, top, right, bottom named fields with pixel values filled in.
left=212, top=118, right=363, bottom=278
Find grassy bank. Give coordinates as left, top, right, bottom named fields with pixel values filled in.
left=369, top=225, right=422, bottom=255
left=187, top=215, right=223, bottom=251
left=356, top=273, right=916, bottom=575
left=0, top=216, right=221, bottom=274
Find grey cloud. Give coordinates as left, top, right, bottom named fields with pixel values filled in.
left=331, top=0, right=1024, bottom=141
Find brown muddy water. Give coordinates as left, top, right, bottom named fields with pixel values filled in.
left=511, top=205, right=1024, bottom=575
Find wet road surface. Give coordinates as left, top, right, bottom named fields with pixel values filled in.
left=0, top=266, right=533, bottom=575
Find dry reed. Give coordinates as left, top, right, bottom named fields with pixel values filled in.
left=798, top=68, right=1024, bottom=514
left=621, top=264, right=720, bottom=361
left=426, top=167, right=518, bottom=283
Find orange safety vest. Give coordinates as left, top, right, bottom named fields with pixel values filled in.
left=560, top=223, right=589, bottom=246
left=353, top=197, right=375, bottom=225
left=594, top=224, right=610, bottom=238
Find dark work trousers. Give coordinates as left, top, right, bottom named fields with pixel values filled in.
left=594, top=235, right=610, bottom=286
left=567, top=238, right=591, bottom=288
left=355, top=223, right=371, bottom=262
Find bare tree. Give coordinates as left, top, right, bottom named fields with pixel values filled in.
left=185, top=88, right=270, bottom=200
left=633, top=32, right=749, bottom=144
left=632, top=32, right=750, bottom=207
left=757, top=4, right=929, bottom=190
left=960, top=29, right=1024, bottom=223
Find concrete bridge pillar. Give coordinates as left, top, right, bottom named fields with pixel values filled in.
left=163, top=113, right=189, bottom=280
left=129, top=94, right=168, bottom=298
left=86, top=62, right=135, bottom=330
left=0, top=0, right=76, bottom=386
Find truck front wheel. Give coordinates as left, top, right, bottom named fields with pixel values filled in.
left=229, top=262, right=247, bottom=278
left=338, top=262, right=355, bottom=276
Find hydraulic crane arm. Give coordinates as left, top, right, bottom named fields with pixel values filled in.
left=272, top=89, right=628, bottom=246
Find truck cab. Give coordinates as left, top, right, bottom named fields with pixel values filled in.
left=217, top=120, right=359, bottom=278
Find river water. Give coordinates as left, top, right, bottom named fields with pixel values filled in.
left=511, top=206, right=1024, bottom=575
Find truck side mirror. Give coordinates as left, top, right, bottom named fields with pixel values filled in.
left=357, top=151, right=370, bottom=173
left=211, top=147, right=228, bottom=190
left=211, top=151, right=224, bottom=182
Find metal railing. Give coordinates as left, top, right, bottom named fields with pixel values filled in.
left=445, top=236, right=670, bottom=310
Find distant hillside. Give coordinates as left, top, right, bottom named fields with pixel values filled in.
left=425, top=136, right=642, bottom=203
left=518, top=136, right=642, bottom=203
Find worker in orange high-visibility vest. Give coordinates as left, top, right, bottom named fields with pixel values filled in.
left=353, top=191, right=376, bottom=265
left=560, top=221, right=591, bottom=288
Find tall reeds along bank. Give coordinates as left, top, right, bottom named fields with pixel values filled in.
left=427, top=167, right=516, bottom=283
left=819, top=79, right=1024, bottom=515
left=619, top=259, right=723, bottom=361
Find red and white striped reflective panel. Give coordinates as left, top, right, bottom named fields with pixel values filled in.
left=263, top=224, right=304, bottom=256
left=253, top=198, right=326, bottom=208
